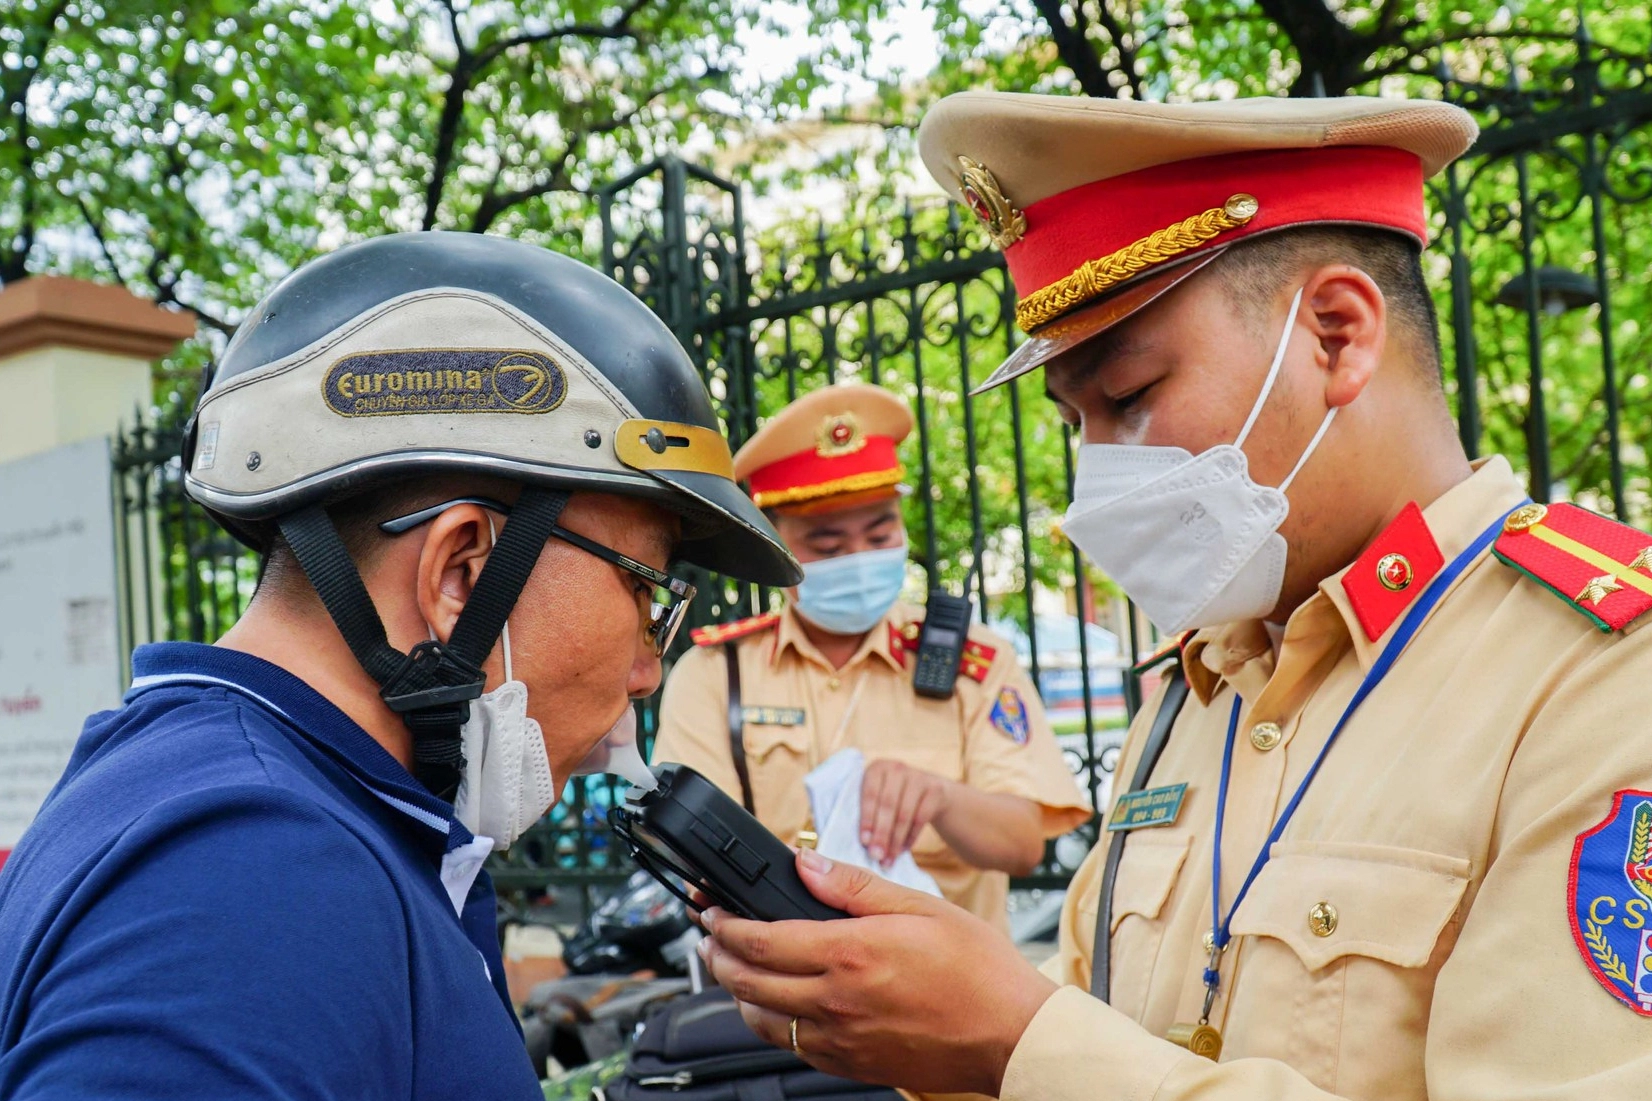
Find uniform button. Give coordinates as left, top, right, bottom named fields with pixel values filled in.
left=827, top=676, right=841, bottom=690
left=1249, top=722, right=1282, bottom=751
left=1202, top=928, right=1217, bottom=954
left=1309, top=901, right=1338, bottom=937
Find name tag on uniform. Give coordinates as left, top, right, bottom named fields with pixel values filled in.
left=1106, top=783, right=1188, bottom=832
left=740, top=706, right=805, bottom=726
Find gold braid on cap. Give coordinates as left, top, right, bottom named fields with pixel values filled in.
left=751, top=468, right=904, bottom=509
left=1014, top=194, right=1259, bottom=333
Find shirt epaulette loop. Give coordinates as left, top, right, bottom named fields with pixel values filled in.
left=1493, top=502, right=1652, bottom=632
left=1130, top=632, right=1191, bottom=676
left=690, top=612, right=782, bottom=647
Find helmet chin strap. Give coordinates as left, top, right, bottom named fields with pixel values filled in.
left=277, top=487, right=569, bottom=801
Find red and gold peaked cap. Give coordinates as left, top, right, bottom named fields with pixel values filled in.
left=916, top=93, right=1479, bottom=392
left=734, top=384, right=914, bottom=514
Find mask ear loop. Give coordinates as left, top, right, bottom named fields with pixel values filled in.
left=1233, top=284, right=1308, bottom=450
left=1279, top=407, right=1338, bottom=494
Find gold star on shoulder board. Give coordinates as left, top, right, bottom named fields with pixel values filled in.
left=1630, top=546, right=1652, bottom=573
left=1577, top=574, right=1623, bottom=606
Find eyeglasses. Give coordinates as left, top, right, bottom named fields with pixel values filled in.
left=378, top=496, right=696, bottom=656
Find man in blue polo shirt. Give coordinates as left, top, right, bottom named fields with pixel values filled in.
left=0, top=233, right=801, bottom=1099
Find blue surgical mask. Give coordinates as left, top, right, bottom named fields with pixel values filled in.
left=792, top=545, right=909, bottom=635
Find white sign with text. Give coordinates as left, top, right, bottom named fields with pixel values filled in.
left=0, top=437, right=122, bottom=856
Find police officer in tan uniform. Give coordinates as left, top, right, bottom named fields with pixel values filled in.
left=695, top=95, right=1652, bottom=1100
left=653, top=383, right=1090, bottom=932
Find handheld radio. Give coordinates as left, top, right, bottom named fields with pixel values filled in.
left=610, top=764, right=849, bottom=922
left=911, top=589, right=973, bottom=699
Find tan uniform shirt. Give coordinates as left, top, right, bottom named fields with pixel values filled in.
left=652, top=601, right=1091, bottom=931
left=1002, top=456, right=1652, bottom=1101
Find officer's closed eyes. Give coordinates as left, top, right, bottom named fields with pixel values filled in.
left=784, top=504, right=904, bottom=560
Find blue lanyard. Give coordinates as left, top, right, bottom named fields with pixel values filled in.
left=1203, top=504, right=1524, bottom=999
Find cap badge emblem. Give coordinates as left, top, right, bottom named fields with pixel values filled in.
left=956, top=156, right=1026, bottom=249
left=816, top=413, right=866, bottom=458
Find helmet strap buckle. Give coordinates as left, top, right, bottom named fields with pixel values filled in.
left=379, top=639, right=485, bottom=721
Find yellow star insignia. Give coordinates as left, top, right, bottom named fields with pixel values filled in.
left=1630, top=546, right=1652, bottom=573
left=1577, top=574, right=1623, bottom=606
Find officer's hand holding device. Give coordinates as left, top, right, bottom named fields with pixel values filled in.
left=611, top=764, right=849, bottom=922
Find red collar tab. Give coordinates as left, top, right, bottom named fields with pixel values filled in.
left=690, top=612, right=781, bottom=647
left=1493, top=503, right=1652, bottom=632
left=889, top=620, right=920, bottom=667
left=1342, top=502, right=1445, bottom=642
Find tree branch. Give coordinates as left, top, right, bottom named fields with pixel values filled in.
left=73, top=195, right=131, bottom=285
left=1083, top=0, right=1143, bottom=99
left=1359, top=28, right=1624, bottom=84
left=0, top=0, right=73, bottom=281
left=437, top=0, right=465, bottom=53
left=473, top=0, right=650, bottom=69
left=1251, top=0, right=1366, bottom=94
left=468, top=82, right=675, bottom=233
left=1027, top=0, right=1128, bottom=98
left=422, top=3, right=478, bottom=232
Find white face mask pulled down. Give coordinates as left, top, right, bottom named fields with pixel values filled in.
left=449, top=518, right=657, bottom=852
left=1062, top=286, right=1337, bottom=636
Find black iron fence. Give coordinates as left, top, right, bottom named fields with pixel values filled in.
left=111, top=44, right=1652, bottom=914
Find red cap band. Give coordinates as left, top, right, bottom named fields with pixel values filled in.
left=747, top=436, right=902, bottom=508
left=1008, top=146, right=1427, bottom=305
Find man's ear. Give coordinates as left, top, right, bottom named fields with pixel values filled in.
left=415, top=505, right=495, bottom=642
left=1301, top=264, right=1386, bottom=409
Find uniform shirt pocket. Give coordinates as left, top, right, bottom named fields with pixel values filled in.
left=1229, top=841, right=1469, bottom=970
left=1111, top=832, right=1195, bottom=933
left=1224, top=841, right=1471, bottom=1097
left=742, top=721, right=809, bottom=763
left=1082, top=832, right=1193, bottom=1024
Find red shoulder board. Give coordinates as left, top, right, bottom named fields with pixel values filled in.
left=690, top=612, right=781, bottom=647
left=1493, top=502, right=1652, bottom=632
left=959, top=638, right=996, bottom=683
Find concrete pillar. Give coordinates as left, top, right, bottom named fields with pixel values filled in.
left=0, top=276, right=197, bottom=464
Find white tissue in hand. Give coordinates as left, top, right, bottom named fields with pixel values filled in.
left=804, top=749, right=942, bottom=897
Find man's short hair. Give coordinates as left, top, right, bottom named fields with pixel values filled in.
left=1211, top=227, right=1443, bottom=383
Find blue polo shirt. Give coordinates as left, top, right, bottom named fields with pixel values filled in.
left=0, top=643, right=542, bottom=1100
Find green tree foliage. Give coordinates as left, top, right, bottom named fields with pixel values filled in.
left=1, top=0, right=842, bottom=357
left=10, top=0, right=1652, bottom=640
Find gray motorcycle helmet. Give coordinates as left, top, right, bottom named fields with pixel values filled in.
left=184, top=231, right=799, bottom=587
left=181, top=232, right=800, bottom=799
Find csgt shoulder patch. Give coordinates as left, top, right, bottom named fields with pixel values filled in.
left=324, top=348, right=567, bottom=418
left=1569, top=790, right=1652, bottom=1015
left=1494, top=502, right=1652, bottom=632
left=989, top=687, right=1030, bottom=744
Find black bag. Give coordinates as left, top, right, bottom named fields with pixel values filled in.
left=603, top=988, right=900, bottom=1101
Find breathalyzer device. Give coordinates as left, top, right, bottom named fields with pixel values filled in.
left=609, top=764, right=848, bottom=922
